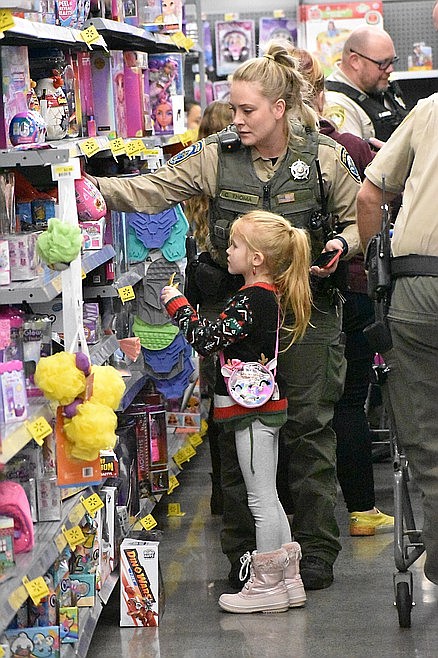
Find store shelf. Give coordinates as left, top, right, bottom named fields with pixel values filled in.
left=0, top=146, right=69, bottom=168
left=0, top=488, right=92, bottom=633
left=118, top=370, right=149, bottom=412
left=83, top=17, right=193, bottom=54
left=391, top=69, right=438, bottom=80
left=0, top=399, right=55, bottom=465
left=0, top=17, right=102, bottom=49
left=83, top=283, right=118, bottom=298
left=0, top=245, right=116, bottom=304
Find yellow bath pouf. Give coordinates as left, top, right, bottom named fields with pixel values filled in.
left=35, top=352, right=86, bottom=406
left=90, top=365, right=126, bottom=410
left=63, top=399, right=118, bottom=462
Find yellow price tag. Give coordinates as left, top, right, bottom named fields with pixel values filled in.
left=170, top=31, right=193, bottom=51
left=62, top=524, right=86, bottom=549
left=143, top=148, right=160, bottom=156
left=109, top=137, right=126, bottom=157
left=118, top=285, right=135, bottom=303
left=273, top=9, right=285, bottom=18
left=81, top=492, right=104, bottom=516
left=173, top=449, right=185, bottom=468
left=55, top=532, right=67, bottom=553
left=200, top=418, right=208, bottom=436
left=0, top=9, right=15, bottom=32
left=68, top=503, right=85, bottom=525
left=81, top=268, right=87, bottom=279
left=0, top=645, right=5, bottom=657
left=183, top=443, right=197, bottom=460
left=139, top=514, right=158, bottom=531
left=81, top=24, right=101, bottom=46
left=167, top=474, right=180, bottom=494
left=167, top=502, right=185, bottom=517
left=52, top=164, right=75, bottom=179
left=79, top=138, right=100, bottom=158
left=23, top=576, right=50, bottom=606
left=224, top=13, right=239, bottom=21
left=8, top=585, right=28, bottom=611
left=189, top=432, right=203, bottom=448
left=25, top=416, right=52, bottom=446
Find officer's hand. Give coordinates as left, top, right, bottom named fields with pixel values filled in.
left=310, top=238, right=344, bottom=278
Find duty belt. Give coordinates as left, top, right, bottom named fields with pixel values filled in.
left=391, top=254, right=438, bottom=278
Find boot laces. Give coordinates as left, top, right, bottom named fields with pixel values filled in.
left=238, top=551, right=252, bottom=583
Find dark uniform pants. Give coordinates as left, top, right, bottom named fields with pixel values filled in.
left=219, top=292, right=345, bottom=567
left=386, top=277, right=438, bottom=554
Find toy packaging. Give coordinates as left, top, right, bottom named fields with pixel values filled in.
left=259, top=17, right=297, bottom=53
left=298, top=1, right=384, bottom=76
left=215, top=20, right=255, bottom=77
left=120, top=539, right=160, bottom=626
left=6, top=232, right=42, bottom=281
left=36, top=476, right=61, bottom=522
left=148, top=52, right=184, bottom=136
left=141, top=0, right=182, bottom=34
left=0, top=239, right=11, bottom=286
left=0, top=516, right=15, bottom=572
left=0, top=360, right=28, bottom=424
left=212, top=80, right=231, bottom=102
left=5, top=625, right=60, bottom=657
left=90, top=51, right=118, bottom=138
left=408, top=42, right=433, bottom=71
left=0, top=46, right=31, bottom=149
left=69, top=572, right=96, bottom=607
left=123, top=51, right=149, bottom=137
left=59, top=606, right=79, bottom=644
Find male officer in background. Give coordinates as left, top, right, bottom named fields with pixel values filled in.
left=325, top=26, right=409, bottom=143
left=357, top=93, right=438, bottom=586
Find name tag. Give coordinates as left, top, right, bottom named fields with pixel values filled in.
left=220, top=190, right=259, bottom=204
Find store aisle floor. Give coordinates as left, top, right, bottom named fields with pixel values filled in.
left=89, top=440, right=437, bottom=658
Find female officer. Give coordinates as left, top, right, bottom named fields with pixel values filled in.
left=88, top=41, right=361, bottom=591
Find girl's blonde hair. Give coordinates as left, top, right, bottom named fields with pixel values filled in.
left=230, top=210, right=312, bottom=346
left=232, top=40, right=318, bottom=140
left=184, top=101, right=234, bottom=249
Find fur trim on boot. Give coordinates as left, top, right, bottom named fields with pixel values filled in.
left=218, top=548, right=289, bottom=614
left=282, top=542, right=306, bottom=607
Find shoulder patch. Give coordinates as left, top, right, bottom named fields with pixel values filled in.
left=338, top=146, right=361, bottom=184
left=167, top=140, right=204, bottom=167
left=324, top=105, right=346, bottom=129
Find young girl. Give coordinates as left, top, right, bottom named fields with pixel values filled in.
left=161, top=210, right=312, bottom=614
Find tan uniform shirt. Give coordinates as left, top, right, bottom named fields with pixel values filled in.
left=365, top=93, right=438, bottom=257
left=98, top=134, right=361, bottom=256
left=325, top=65, right=376, bottom=140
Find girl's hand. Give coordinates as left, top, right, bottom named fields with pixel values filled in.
left=161, top=285, right=182, bottom=306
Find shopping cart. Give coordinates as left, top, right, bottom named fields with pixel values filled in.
left=370, top=355, right=425, bottom=628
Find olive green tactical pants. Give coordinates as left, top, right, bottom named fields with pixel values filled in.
left=385, top=277, right=438, bottom=559
left=219, top=294, right=345, bottom=567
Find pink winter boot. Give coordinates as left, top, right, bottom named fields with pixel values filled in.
left=218, top=548, right=289, bottom=614
left=282, top=542, right=306, bottom=607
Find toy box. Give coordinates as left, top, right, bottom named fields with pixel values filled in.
left=298, top=1, right=384, bottom=76
left=215, top=20, right=256, bottom=77
left=259, top=17, right=297, bottom=53
left=0, top=360, right=28, bottom=424
left=0, top=516, right=15, bottom=572
left=80, top=218, right=106, bottom=250
left=123, top=51, right=148, bottom=137
left=120, top=538, right=160, bottom=626
left=5, top=625, right=60, bottom=657
left=36, top=476, right=61, bottom=522
left=76, top=51, right=95, bottom=133
left=69, top=572, right=96, bottom=607
left=148, top=52, right=184, bottom=136
left=59, top=606, right=79, bottom=644
left=0, top=46, right=31, bottom=149
left=166, top=410, right=200, bottom=431
left=0, top=239, right=10, bottom=286
left=7, top=232, right=42, bottom=281
left=90, top=51, right=118, bottom=137
left=99, top=485, right=118, bottom=583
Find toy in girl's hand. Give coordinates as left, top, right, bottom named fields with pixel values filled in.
left=74, top=177, right=107, bottom=221
left=36, top=217, right=82, bottom=271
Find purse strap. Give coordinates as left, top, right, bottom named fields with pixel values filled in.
left=219, top=304, right=280, bottom=373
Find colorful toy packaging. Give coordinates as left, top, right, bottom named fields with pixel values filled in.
left=5, top=625, right=60, bottom=657
left=120, top=539, right=160, bottom=626
left=148, top=52, right=184, bottom=136
left=0, top=46, right=31, bottom=148
left=215, top=20, right=255, bottom=77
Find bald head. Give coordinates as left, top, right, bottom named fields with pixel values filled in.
left=339, top=26, right=397, bottom=94
left=342, top=26, right=395, bottom=62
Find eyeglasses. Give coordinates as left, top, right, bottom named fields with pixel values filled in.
left=349, top=49, right=399, bottom=70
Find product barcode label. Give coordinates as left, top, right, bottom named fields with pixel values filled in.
left=82, top=467, right=94, bottom=477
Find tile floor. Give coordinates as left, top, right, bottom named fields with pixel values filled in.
left=89, top=440, right=437, bottom=658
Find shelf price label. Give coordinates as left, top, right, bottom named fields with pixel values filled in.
left=139, top=514, right=158, bottom=531
left=8, top=585, right=28, bottom=611
left=167, top=502, right=185, bottom=517
left=55, top=532, right=67, bottom=553
left=173, top=448, right=185, bottom=469
left=69, top=503, right=86, bottom=525
left=125, top=139, right=146, bottom=159
left=23, top=576, right=50, bottom=607
left=0, top=9, right=15, bottom=32
left=62, top=524, right=86, bottom=549
left=170, top=31, right=194, bottom=51
left=109, top=137, right=126, bottom=158
left=118, top=285, right=135, bottom=303
left=167, top=474, right=180, bottom=494
left=81, top=24, right=101, bottom=47
left=81, top=492, right=104, bottom=517
left=182, top=443, right=197, bottom=461
left=79, top=138, right=100, bottom=158
left=189, top=432, right=203, bottom=448
left=25, top=416, right=52, bottom=446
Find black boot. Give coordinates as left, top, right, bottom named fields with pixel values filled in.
left=210, top=472, right=223, bottom=515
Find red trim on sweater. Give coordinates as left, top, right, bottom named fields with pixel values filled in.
left=214, top=397, right=287, bottom=421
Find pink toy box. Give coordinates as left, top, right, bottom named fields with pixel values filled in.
left=90, top=51, right=127, bottom=138
left=0, top=46, right=31, bottom=149
left=123, top=51, right=149, bottom=137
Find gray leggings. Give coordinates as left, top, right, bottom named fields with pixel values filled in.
left=235, top=420, right=292, bottom=553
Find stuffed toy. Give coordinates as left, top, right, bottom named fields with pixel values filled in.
left=35, top=351, right=125, bottom=461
